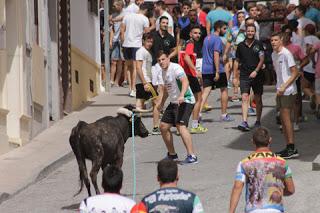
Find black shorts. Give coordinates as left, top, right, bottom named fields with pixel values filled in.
left=161, top=103, right=194, bottom=127
left=303, top=72, right=315, bottom=83
left=136, top=83, right=158, bottom=100
left=240, top=76, right=264, bottom=95
left=187, top=75, right=202, bottom=94
left=202, top=73, right=228, bottom=89
left=123, top=47, right=139, bottom=60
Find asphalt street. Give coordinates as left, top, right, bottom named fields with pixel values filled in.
left=0, top=87, right=319, bottom=212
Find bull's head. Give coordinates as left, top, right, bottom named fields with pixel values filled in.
left=117, top=105, right=149, bottom=138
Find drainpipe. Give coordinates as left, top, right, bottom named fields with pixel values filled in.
left=104, top=0, right=110, bottom=93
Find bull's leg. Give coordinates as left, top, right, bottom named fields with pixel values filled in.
left=90, top=155, right=103, bottom=195
left=82, top=162, right=91, bottom=197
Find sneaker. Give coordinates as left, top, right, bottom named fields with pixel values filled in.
left=190, top=124, right=208, bottom=134
left=230, top=96, right=240, bottom=102
left=238, top=121, right=250, bottom=131
left=122, top=80, right=129, bottom=88
left=254, top=121, right=261, bottom=128
left=129, top=90, right=136, bottom=98
left=248, top=107, right=256, bottom=116
left=202, top=104, right=213, bottom=112
left=180, top=155, right=198, bottom=165
left=279, top=125, right=282, bottom=130
left=276, top=148, right=299, bottom=159
left=293, top=123, right=300, bottom=132
left=163, top=152, right=179, bottom=161
left=220, top=114, right=235, bottom=122
left=151, top=127, right=161, bottom=135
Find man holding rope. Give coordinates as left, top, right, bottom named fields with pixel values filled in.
left=136, top=33, right=161, bottom=135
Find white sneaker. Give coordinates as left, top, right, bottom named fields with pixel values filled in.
left=293, top=123, right=300, bottom=132
left=129, top=90, right=136, bottom=98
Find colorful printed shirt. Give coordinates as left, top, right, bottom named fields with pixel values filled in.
left=131, top=187, right=204, bottom=213
left=158, top=63, right=195, bottom=104
left=235, top=151, right=293, bottom=213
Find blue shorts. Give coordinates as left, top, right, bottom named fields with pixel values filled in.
left=123, top=47, right=139, bottom=60
left=111, top=41, right=123, bottom=60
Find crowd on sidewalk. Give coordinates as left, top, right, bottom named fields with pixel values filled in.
left=82, top=0, right=320, bottom=212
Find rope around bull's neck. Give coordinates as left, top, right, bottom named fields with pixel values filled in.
left=131, top=112, right=137, bottom=201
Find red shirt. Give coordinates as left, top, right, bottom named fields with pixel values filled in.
left=179, top=41, right=197, bottom=77
left=198, top=10, right=207, bottom=28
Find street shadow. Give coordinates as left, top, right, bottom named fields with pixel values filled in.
left=226, top=103, right=320, bottom=163
left=61, top=203, right=80, bottom=211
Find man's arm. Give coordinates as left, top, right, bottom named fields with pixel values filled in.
left=278, top=65, right=299, bottom=95
left=284, top=177, right=295, bottom=196
left=184, top=54, right=197, bottom=72
left=120, top=22, right=126, bottom=44
left=136, top=60, right=147, bottom=85
left=169, top=46, right=178, bottom=59
left=177, top=76, right=189, bottom=104
left=206, top=20, right=211, bottom=35
left=214, top=51, right=220, bottom=80
left=250, top=54, right=264, bottom=78
left=229, top=181, right=244, bottom=213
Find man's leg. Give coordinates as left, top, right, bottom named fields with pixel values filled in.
left=114, top=60, right=123, bottom=86
left=254, top=94, right=263, bottom=122
left=200, top=86, right=212, bottom=112
left=241, top=93, right=250, bottom=122
left=160, top=122, right=175, bottom=154
left=220, top=87, right=228, bottom=115
left=176, top=124, right=195, bottom=155
left=136, top=99, right=144, bottom=110
left=280, top=107, right=294, bottom=145
left=130, top=60, right=137, bottom=92
left=192, top=91, right=202, bottom=126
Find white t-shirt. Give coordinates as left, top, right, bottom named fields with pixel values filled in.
left=158, top=62, right=195, bottom=104
left=136, top=46, right=152, bottom=84
left=79, top=193, right=136, bottom=213
left=291, top=32, right=304, bottom=47
left=297, top=17, right=315, bottom=31
left=303, top=35, right=320, bottom=73
left=124, top=2, right=139, bottom=14
left=122, top=13, right=149, bottom=48
left=156, top=11, right=174, bottom=37
left=272, top=47, right=297, bottom=96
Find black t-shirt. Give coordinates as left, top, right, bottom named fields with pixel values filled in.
left=179, top=23, right=207, bottom=45
left=235, top=39, right=264, bottom=79
left=151, top=31, right=176, bottom=65
left=140, top=187, right=204, bottom=212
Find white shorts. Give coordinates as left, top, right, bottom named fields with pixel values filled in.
left=151, top=63, right=163, bottom=86
left=315, top=78, right=320, bottom=95
left=196, top=58, right=203, bottom=73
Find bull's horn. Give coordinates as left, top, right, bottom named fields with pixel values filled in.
left=117, top=107, right=133, bottom=118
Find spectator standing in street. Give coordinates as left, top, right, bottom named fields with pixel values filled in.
left=79, top=166, right=135, bottom=212
left=229, top=127, right=295, bottom=213
left=135, top=33, right=162, bottom=135
left=121, top=3, right=150, bottom=97
left=201, top=20, right=234, bottom=122
left=234, top=24, right=265, bottom=131
left=156, top=51, right=198, bottom=165
left=131, top=159, right=204, bottom=212
left=180, top=25, right=207, bottom=134
left=154, top=0, right=175, bottom=37
left=206, top=0, right=233, bottom=35
left=110, top=0, right=125, bottom=87
left=310, top=42, right=320, bottom=119
left=191, top=0, right=207, bottom=28
left=294, top=5, right=315, bottom=37
left=271, top=32, right=300, bottom=159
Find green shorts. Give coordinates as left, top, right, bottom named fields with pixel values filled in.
left=276, top=94, right=296, bottom=109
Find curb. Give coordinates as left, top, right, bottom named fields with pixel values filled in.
left=0, top=151, right=74, bottom=205
left=312, top=154, right=320, bottom=171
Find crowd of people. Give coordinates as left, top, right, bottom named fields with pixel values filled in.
left=85, top=0, right=320, bottom=212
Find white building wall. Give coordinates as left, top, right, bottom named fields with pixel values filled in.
left=70, top=0, right=100, bottom=64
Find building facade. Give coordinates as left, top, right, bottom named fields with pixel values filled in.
left=0, top=0, right=102, bottom=152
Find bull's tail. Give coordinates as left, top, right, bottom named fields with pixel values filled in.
left=69, top=121, right=87, bottom=197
